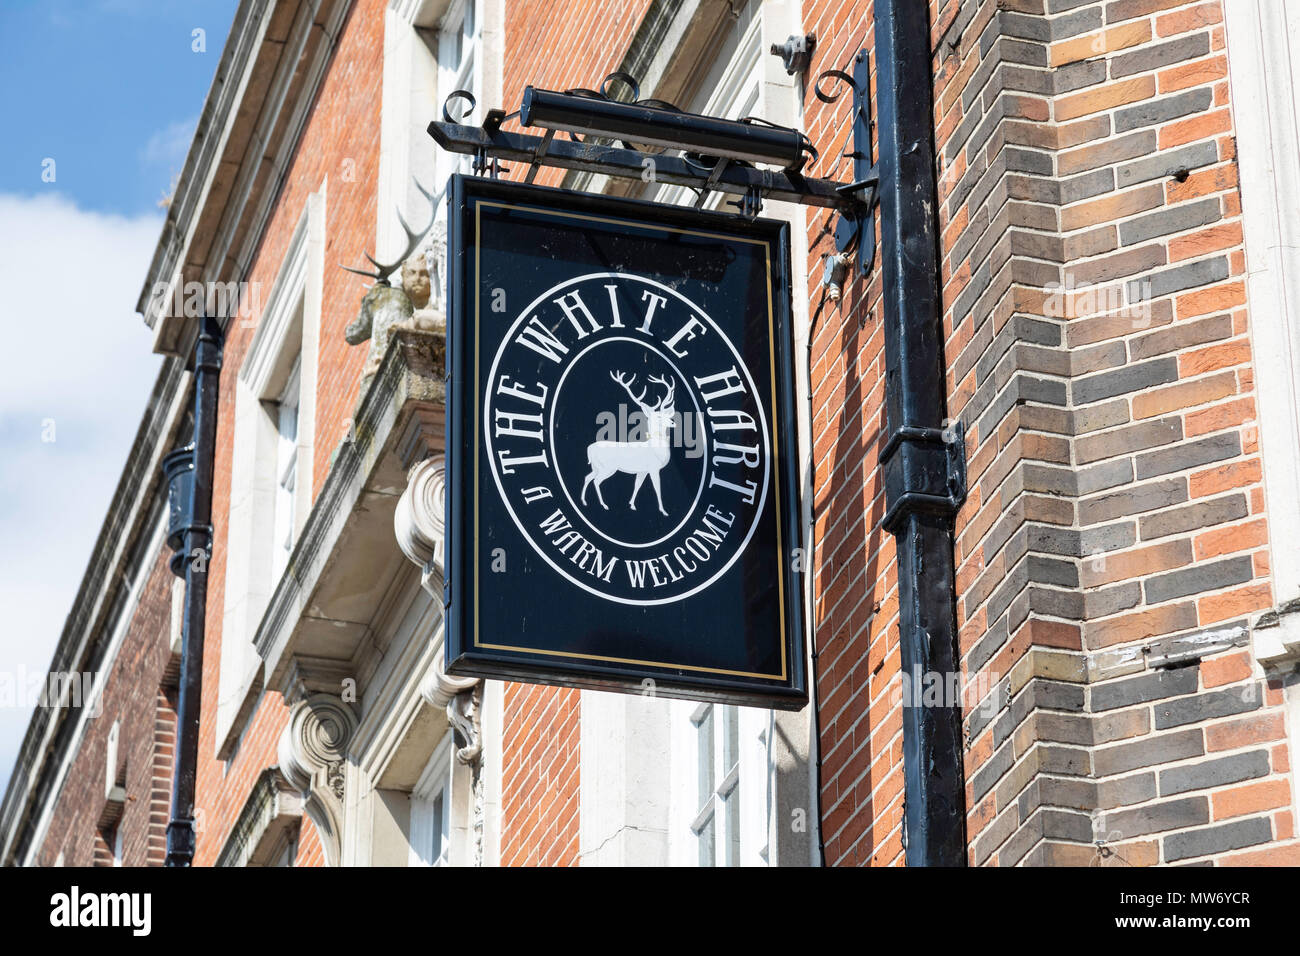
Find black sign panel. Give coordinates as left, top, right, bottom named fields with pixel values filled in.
left=444, top=175, right=806, bottom=709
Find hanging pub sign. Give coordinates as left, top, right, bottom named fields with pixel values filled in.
left=443, top=174, right=806, bottom=709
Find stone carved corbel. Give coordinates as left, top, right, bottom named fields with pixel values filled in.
left=421, top=645, right=482, bottom=764
left=394, top=455, right=483, bottom=764
left=394, top=454, right=447, bottom=597
left=277, top=693, right=357, bottom=867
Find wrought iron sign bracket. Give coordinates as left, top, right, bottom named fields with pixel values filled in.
left=816, top=50, right=880, bottom=278
left=426, top=60, right=881, bottom=228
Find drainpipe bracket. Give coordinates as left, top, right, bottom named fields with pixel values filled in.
left=878, top=420, right=967, bottom=533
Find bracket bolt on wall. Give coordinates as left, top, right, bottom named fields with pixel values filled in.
left=821, top=252, right=852, bottom=301
left=771, top=33, right=816, bottom=76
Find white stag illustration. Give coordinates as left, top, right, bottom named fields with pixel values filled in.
left=581, top=371, right=677, bottom=516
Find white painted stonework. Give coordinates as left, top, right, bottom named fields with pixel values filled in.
left=1225, top=2, right=1300, bottom=616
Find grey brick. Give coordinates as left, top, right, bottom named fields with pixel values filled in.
left=1134, top=432, right=1241, bottom=480
left=1116, top=140, right=1219, bottom=188
left=1020, top=776, right=1097, bottom=820
left=1079, top=476, right=1187, bottom=524
left=1096, top=772, right=1157, bottom=809
left=1028, top=585, right=1085, bottom=621
left=1085, top=582, right=1143, bottom=619
left=972, top=740, right=1015, bottom=802
left=973, top=805, right=1018, bottom=865
left=1053, top=0, right=1101, bottom=13
left=1074, top=357, right=1178, bottom=405
left=1091, top=666, right=1199, bottom=713
left=1051, top=6, right=1104, bottom=40
left=1041, top=807, right=1094, bottom=842
left=1072, top=398, right=1131, bottom=435
left=1138, top=494, right=1248, bottom=540
left=1115, top=88, right=1214, bottom=134
left=1159, top=749, right=1270, bottom=797
left=1100, top=796, right=1209, bottom=839
left=1129, top=256, right=1230, bottom=302
left=1079, top=520, right=1137, bottom=556
left=1070, top=340, right=1127, bottom=376
left=1039, top=742, right=1091, bottom=777
left=1070, top=243, right=1166, bottom=286
left=1076, top=416, right=1182, bottom=465
left=1163, top=816, right=1272, bottom=862
left=1054, top=57, right=1109, bottom=94
left=1060, top=131, right=1155, bottom=176
left=1029, top=554, right=1080, bottom=588
left=1144, top=555, right=1254, bottom=604
left=1094, top=727, right=1203, bottom=776
left=1022, top=464, right=1078, bottom=497
left=1061, top=167, right=1115, bottom=204
left=1111, top=33, right=1212, bottom=79
left=1077, top=458, right=1135, bottom=495
left=1035, top=712, right=1094, bottom=746
left=1030, top=677, right=1087, bottom=713
left=1155, top=684, right=1264, bottom=732
left=1119, top=197, right=1221, bottom=246
left=953, top=261, right=992, bottom=321
left=1129, top=313, right=1233, bottom=360
left=1026, top=523, right=1083, bottom=558
left=996, top=37, right=1050, bottom=68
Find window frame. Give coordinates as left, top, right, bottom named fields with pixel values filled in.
left=409, top=732, right=455, bottom=867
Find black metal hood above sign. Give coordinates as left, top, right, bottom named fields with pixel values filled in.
left=444, top=175, right=806, bottom=709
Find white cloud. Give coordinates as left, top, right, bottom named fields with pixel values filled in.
left=0, top=192, right=163, bottom=796
left=141, top=116, right=197, bottom=169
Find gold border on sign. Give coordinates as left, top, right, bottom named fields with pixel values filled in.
left=472, top=198, right=787, bottom=681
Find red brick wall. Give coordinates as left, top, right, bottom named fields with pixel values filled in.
left=500, top=683, right=580, bottom=866
left=934, top=0, right=1293, bottom=865
left=36, top=545, right=176, bottom=867
left=799, top=0, right=1296, bottom=866
left=800, top=0, right=905, bottom=867
left=193, top=0, right=382, bottom=867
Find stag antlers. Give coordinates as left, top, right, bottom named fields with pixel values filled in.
left=610, top=371, right=674, bottom=411
left=646, top=374, right=674, bottom=409
left=342, top=180, right=439, bottom=285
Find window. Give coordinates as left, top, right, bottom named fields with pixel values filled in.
left=379, top=1, right=488, bottom=312
left=683, top=703, right=765, bottom=866
left=104, top=720, right=121, bottom=800
left=671, top=701, right=771, bottom=866
left=648, top=1, right=763, bottom=209
left=409, top=734, right=454, bottom=867
left=217, top=192, right=324, bottom=756
left=271, top=356, right=301, bottom=583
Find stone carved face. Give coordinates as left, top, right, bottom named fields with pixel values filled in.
left=401, top=255, right=432, bottom=310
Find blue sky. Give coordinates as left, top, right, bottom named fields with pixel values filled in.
left=0, top=0, right=237, bottom=798
left=1, top=0, right=237, bottom=214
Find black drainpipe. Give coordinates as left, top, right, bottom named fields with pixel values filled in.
left=873, top=0, right=969, bottom=866
left=164, top=314, right=224, bottom=867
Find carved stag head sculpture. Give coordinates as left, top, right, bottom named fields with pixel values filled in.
left=342, top=180, right=438, bottom=391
